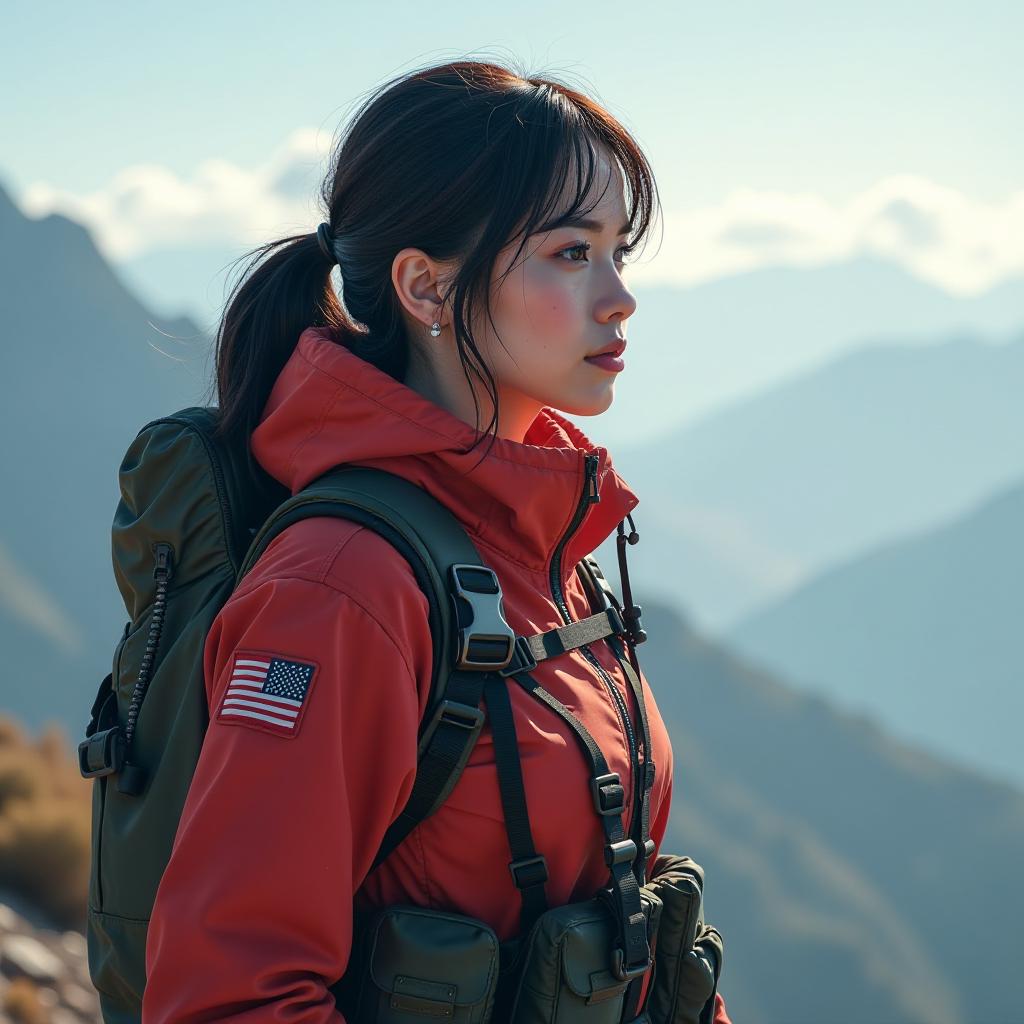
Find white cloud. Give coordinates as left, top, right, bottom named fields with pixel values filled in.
left=21, top=127, right=333, bottom=260
left=18, top=134, right=1024, bottom=297
left=654, top=175, right=1024, bottom=296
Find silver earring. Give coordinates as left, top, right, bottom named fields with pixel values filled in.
left=430, top=321, right=441, bottom=337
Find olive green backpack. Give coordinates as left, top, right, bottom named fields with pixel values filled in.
left=77, top=405, right=659, bottom=1023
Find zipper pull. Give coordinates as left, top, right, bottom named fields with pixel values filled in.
left=153, top=542, right=175, bottom=583
left=584, top=453, right=601, bottom=505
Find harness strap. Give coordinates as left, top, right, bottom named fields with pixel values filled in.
left=482, top=676, right=550, bottom=935
left=371, top=667, right=487, bottom=873
left=577, top=555, right=658, bottom=1019
left=608, top=629, right=657, bottom=1020
left=498, top=608, right=628, bottom=677
left=510, top=672, right=653, bottom=984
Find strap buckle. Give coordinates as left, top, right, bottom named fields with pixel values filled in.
left=509, top=854, right=549, bottom=889
left=78, top=726, right=125, bottom=779
left=590, top=772, right=626, bottom=817
left=611, top=947, right=652, bottom=982
left=449, top=564, right=516, bottom=672
left=604, top=839, right=638, bottom=868
left=605, top=604, right=627, bottom=638
left=498, top=635, right=539, bottom=677
left=417, top=699, right=485, bottom=758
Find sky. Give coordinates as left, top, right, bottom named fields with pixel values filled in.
left=3, top=0, right=1023, bottom=306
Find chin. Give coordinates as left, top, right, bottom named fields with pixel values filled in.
left=550, top=390, right=616, bottom=419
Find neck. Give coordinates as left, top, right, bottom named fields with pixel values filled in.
left=402, top=346, right=542, bottom=445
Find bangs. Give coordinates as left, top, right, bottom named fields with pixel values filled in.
left=493, top=95, right=659, bottom=285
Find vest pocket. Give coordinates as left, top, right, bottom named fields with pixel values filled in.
left=506, top=899, right=632, bottom=1024
left=346, top=904, right=500, bottom=1022
left=641, top=856, right=721, bottom=1024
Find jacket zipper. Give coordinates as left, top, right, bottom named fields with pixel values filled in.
left=548, top=452, right=639, bottom=834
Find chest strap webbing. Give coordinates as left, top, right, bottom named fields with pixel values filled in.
left=497, top=607, right=628, bottom=677
left=510, top=669, right=655, bottom=986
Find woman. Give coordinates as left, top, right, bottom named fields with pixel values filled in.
left=142, top=58, right=732, bottom=1023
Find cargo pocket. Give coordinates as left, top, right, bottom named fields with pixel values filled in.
left=507, top=898, right=633, bottom=1024
left=348, top=904, right=500, bottom=1023
left=642, top=856, right=721, bottom=1024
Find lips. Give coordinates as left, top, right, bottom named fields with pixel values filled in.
left=587, top=338, right=627, bottom=359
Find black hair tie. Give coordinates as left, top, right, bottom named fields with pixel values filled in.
left=315, top=222, right=337, bottom=266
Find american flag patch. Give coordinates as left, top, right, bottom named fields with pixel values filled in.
left=216, top=651, right=318, bottom=738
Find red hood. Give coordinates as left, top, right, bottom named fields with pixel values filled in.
left=251, top=326, right=640, bottom=590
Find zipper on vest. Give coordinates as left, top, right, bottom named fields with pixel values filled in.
left=548, top=452, right=640, bottom=831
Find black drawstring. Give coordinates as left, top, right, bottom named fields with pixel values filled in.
left=615, top=514, right=647, bottom=681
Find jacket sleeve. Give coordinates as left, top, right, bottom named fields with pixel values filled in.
left=713, top=991, right=733, bottom=1023
left=142, top=573, right=428, bottom=1023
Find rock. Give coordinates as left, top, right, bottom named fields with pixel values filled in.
left=1, top=933, right=64, bottom=983
left=51, top=1009, right=87, bottom=1024
left=0, top=902, right=18, bottom=932
left=59, top=932, right=86, bottom=958
left=34, top=983, right=59, bottom=1007
left=0, top=904, right=101, bottom=1021
left=58, top=978, right=100, bottom=1017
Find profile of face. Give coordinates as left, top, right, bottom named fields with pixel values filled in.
left=393, top=145, right=638, bottom=443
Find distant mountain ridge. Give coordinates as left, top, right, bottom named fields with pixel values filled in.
left=725, top=474, right=1024, bottom=788
left=111, top=214, right=1024, bottom=448
left=643, top=596, right=1024, bottom=1022
left=0, top=178, right=211, bottom=737
left=603, top=330, right=1024, bottom=630
left=2, top=177, right=1022, bottom=1022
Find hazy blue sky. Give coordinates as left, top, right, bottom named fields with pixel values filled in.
left=4, top=0, right=1022, bottom=298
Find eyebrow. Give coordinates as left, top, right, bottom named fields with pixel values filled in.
left=537, top=214, right=632, bottom=236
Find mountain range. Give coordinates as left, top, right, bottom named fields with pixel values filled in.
left=725, top=474, right=1024, bottom=789
left=2, top=176, right=1023, bottom=1020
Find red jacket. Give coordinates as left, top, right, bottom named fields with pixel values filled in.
left=143, top=325, right=732, bottom=1023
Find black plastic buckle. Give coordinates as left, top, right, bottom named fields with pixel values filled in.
left=590, top=772, right=626, bottom=816
left=611, top=947, right=652, bottom=982
left=509, top=854, right=549, bottom=889
left=498, top=635, right=538, bottom=678
left=78, top=726, right=125, bottom=779
left=449, top=564, right=516, bottom=672
left=417, top=699, right=485, bottom=758
left=604, top=839, right=638, bottom=868
left=605, top=604, right=627, bottom=638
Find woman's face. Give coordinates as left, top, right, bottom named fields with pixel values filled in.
left=475, top=150, right=639, bottom=441
left=396, top=147, right=638, bottom=443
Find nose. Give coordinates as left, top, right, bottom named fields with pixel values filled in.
left=604, top=277, right=637, bottom=329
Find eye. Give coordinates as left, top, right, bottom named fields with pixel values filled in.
left=557, top=240, right=638, bottom=265
left=558, top=241, right=591, bottom=262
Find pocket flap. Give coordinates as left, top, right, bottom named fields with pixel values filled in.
left=559, top=913, right=628, bottom=1001
left=368, top=905, right=499, bottom=1008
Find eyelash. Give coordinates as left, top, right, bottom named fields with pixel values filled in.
left=558, top=240, right=638, bottom=265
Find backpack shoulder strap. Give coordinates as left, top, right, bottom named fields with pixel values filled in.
left=237, top=464, right=518, bottom=869
left=577, top=554, right=623, bottom=618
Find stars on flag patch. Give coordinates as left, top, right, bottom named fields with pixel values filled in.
left=216, top=651, right=318, bottom=738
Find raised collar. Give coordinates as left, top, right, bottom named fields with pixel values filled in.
left=251, top=326, right=639, bottom=589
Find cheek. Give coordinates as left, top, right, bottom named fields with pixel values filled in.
left=519, top=264, right=581, bottom=334
left=531, top=284, right=580, bottom=336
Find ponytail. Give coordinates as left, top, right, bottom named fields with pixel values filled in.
left=206, top=231, right=344, bottom=477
